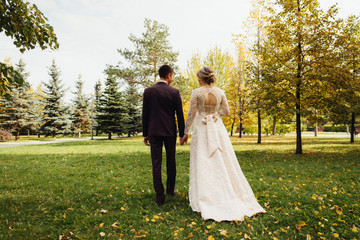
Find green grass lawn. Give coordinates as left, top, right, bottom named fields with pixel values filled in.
left=0, top=136, right=359, bottom=239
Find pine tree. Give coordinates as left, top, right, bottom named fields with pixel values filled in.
left=94, top=79, right=102, bottom=136
left=124, top=84, right=142, bottom=137
left=106, top=18, right=179, bottom=88
left=72, top=75, right=91, bottom=137
left=42, top=60, right=72, bottom=137
left=96, top=76, right=128, bottom=139
left=32, top=84, right=46, bottom=137
left=0, top=59, right=35, bottom=139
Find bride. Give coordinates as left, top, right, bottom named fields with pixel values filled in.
left=181, top=67, right=266, bottom=221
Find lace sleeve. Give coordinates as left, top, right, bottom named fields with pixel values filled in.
left=219, top=90, right=230, bottom=117
left=184, top=90, right=198, bottom=134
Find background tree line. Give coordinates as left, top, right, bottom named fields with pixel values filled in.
left=177, top=0, right=359, bottom=154
left=1, top=0, right=359, bottom=155
left=0, top=58, right=143, bottom=140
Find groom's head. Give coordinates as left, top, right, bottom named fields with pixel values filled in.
left=159, top=65, right=174, bottom=84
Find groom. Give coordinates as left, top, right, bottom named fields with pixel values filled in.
left=142, top=65, right=185, bottom=205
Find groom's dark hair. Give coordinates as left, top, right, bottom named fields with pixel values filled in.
left=159, top=65, right=174, bottom=79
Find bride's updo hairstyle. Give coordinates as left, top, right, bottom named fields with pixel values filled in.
left=197, top=67, right=216, bottom=85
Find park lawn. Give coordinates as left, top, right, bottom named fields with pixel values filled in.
left=0, top=136, right=359, bottom=239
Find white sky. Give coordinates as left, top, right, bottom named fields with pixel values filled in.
left=0, top=0, right=358, bottom=102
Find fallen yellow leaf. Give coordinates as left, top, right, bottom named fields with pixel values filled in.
left=207, top=235, right=215, bottom=240
left=336, top=207, right=343, bottom=215
left=99, top=223, right=104, bottom=228
left=298, top=221, right=307, bottom=226
left=333, top=233, right=339, bottom=238
left=220, top=230, right=228, bottom=237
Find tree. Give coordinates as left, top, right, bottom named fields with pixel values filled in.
left=242, top=0, right=271, bottom=144
left=42, top=60, right=72, bottom=137
left=32, top=84, right=46, bottom=137
left=106, top=18, right=179, bottom=88
left=325, top=15, right=360, bottom=143
left=94, top=79, right=102, bottom=136
left=264, top=0, right=340, bottom=154
left=233, top=37, right=252, bottom=138
left=181, top=47, right=238, bottom=131
left=0, top=0, right=59, bottom=97
left=0, top=59, right=35, bottom=139
left=96, top=76, right=128, bottom=139
left=124, top=83, right=142, bottom=137
left=72, top=75, right=91, bottom=137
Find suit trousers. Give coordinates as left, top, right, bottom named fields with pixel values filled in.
left=149, top=136, right=177, bottom=201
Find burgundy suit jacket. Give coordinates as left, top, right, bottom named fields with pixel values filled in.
left=142, top=82, right=185, bottom=138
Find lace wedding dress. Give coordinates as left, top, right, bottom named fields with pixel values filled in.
left=185, top=87, right=266, bottom=221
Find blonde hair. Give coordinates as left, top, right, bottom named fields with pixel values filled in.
left=197, top=67, right=216, bottom=85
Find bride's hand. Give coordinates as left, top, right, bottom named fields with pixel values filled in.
left=181, top=134, right=189, bottom=145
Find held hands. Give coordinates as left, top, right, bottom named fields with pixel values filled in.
left=180, top=134, right=189, bottom=145
left=144, top=137, right=150, bottom=146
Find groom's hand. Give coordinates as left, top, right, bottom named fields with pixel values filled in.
left=181, top=134, right=189, bottom=145
left=144, top=137, right=150, bottom=146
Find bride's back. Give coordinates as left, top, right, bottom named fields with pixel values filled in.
left=197, top=87, right=223, bottom=115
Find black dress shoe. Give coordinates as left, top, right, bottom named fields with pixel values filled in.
left=167, top=190, right=178, bottom=197
left=155, top=199, right=165, bottom=206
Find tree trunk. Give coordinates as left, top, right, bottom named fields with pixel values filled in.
left=257, top=110, right=261, bottom=144
left=38, top=132, right=40, bottom=138
left=239, top=122, right=243, bottom=138
left=230, top=117, right=235, bottom=136
left=295, top=82, right=302, bottom=154
left=27, top=129, right=30, bottom=136
left=15, top=131, right=19, bottom=140
left=78, top=131, right=81, bottom=138
left=314, top=109, right=318, bottom=137
left=350, top=112, right=355, bottom=144
left=108, top=132, right=112, bottom=140
left=272, top=116, right=276, bottom=135
left=53, top=130, right=56, bottom=138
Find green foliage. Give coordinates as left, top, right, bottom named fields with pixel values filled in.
left=0, top=62, right=23, bottom=98
left=323, top=125, right=348, bottom=133
left=259, top=0, right=341, bottom=153
left=0, top=59, right=36, bottom=139
left=42, top=60, right=72, bottom=137
left=0, top=0, right=58, bottom=95
left=107, top=18, right=178, bottom=88
left=72, top=75, right=91, bottom=137
left=96, top=76, right=129, bottom=139
left=0, top=136, right=358, bottom=239
left=124, top=83, right=142, bottom=137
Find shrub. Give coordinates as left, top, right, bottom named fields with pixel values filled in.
left=0, top=128, right=14, bottom=142
left=277, top=124, right=295, bottom=135
left=323, top=125, right=347, bottom=132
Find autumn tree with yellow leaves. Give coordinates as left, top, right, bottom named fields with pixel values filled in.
left=180, top=47, right=239, bottom=132
left=262, top=0, right=341, bottom=154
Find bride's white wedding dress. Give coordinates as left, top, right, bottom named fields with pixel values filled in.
left=185, top=87, right=266, bottom=221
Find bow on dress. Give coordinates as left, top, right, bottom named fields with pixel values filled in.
left=201, top=113, right=223, bottom=158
